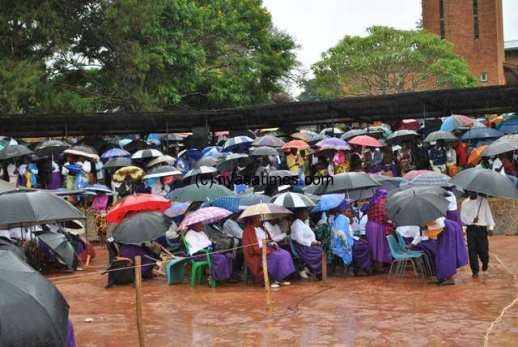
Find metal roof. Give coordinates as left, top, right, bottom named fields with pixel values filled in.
left=505, top=40, right=518, bottom=51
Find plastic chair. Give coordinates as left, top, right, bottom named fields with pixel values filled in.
left=396, top=234, right=433, bottom=277
left=386, top=235, right=421, bottom=277
left=182, top=235, right=215, bottom=288
left=165, top=257, right=187, bottom=285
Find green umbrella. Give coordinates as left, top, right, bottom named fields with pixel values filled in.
left=168, top=183, right=235, bottom=202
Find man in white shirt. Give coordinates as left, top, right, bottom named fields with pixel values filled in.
left=460, top=192, right=495, bottom=278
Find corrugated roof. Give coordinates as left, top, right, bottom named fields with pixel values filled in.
left=505, top=40, right=518, bottom=50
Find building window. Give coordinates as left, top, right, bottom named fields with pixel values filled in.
left=480, top=72, right=488, bottom=82
left=439, top=0, right=445, bottom=39
left=473, top=0, right=480, bottom=39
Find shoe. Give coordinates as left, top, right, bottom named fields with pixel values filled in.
left=482, top=263, right=488, bottom=272
left=270, top=283, right=280, bottom=288
left=299, top=270, right=309, bottom=279
left=280, top=281, right=291, bottom=286
left=472, top=273, right=479, bottom=278
left=437, top=278, right=455, bottom=286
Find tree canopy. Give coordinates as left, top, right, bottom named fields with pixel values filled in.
left=0, top=0, right=297, bottom=113
left=301, top=26, right=477, bottom=100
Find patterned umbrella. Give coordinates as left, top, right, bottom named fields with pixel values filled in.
left=106, top=193, right=171, bottom=223
left=202, top=196, right=241, bottom=213
left=311, top=193, right=346, bottom=213
left=253, top=135, right=285, bottom=148
left=281, top=140, right=310, bottom=151
left=272, top=192, right=315, bottom=208
left=238, top=203, right=292, bottom=221
left=440, top=114, right=475, bottom=132
left=112, top=166, right=144, bottom=182
left=179, top=207, right=232, bottom=230
left=131, top=149, right=163, bottom=160
left=101, top=148, right=130, bottom=160
left=223, top=136, right=254, bottom=152
left=316, top=138, right=351, bottom=151
left=348, top=135, right=383, bottom=147
left=410, top=172, right=451, bottom=187
left=424, top=131, right=458, bottom=143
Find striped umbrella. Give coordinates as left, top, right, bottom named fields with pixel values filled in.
left=272, top=192, right=315, bottom=209
left=238, top=203, right=292, bottom=221
left=131, top=149, right=163, bottom=160
left=223, top=136, right=254, bottom=151
left=179, top=207, right=232, bottom=230
left=410, top=172, right=451, bottom=187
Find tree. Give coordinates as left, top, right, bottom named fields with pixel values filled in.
left=304, top=26, right=477, bottom=99
left=0, top=0, right=297, bottom=113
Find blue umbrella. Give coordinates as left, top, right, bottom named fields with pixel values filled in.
left=85, top=184, right=113, bottom=195
left=237, top=194, right=272, bottom=207
left=311, top=193, right=346, bottom=213
left=118, top=138, right=132, bottom=148
left=497, top=118, right=518, bottom=134
left=223, top=136, right=254, bottom=152
left=101, top=148, right=130, bottom=160
left=179, top=148, right=202, bottom=161
left=201, top=146, right=223, bottom=157
left=461, top=127, right=503, bottom=141
left=201, top=196, right=241, bottom=213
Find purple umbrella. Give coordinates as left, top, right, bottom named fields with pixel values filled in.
left=101, top=148, right=130, bottom=160
left=316, top=137, right=351, bottom=151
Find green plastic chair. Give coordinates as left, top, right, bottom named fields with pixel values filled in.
left=182, top=234, right=216, bottom=288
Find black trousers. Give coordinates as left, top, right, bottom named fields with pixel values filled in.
left=466, top=225, right=489, bottom=274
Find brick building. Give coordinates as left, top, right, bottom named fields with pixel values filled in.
left=422, top=0, right=518, bottom=86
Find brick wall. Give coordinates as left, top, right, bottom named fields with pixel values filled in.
left=488, top=198, right=518, bottom=235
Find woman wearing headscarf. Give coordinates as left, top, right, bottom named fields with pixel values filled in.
left=331, top=200, right=372, bottom=274
left=290, top=208, right=322, bottom=277
left=365, top=189, right=393, bottom=272
left=242, top=215, right=295, bottom=288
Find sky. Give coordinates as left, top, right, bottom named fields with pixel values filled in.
left=263, top=0, right=518, bottom=84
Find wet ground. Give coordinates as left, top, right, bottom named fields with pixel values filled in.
left=52, top=235, right=518, bottom=347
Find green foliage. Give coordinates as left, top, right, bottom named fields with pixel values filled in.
left=0, top=0, right=296, bottom=113
left=304, top=26, right=477, bottom=100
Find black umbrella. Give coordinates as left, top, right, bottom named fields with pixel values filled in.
left=112, top=211, right=171, bottom=244
left=386, top=130, right=419, bottom=144
left=0, top=238, right=26, bottom=261
left=34, top=140, right=70, bottom=157
left=371, top=175, right=409, bottom=192
left=0, top=144, right=33, bottom=160
left=250, top=146, right=278, bottom=157
left=482, top=140, right=518, bottom=157
left=0, top=250, right=70, bottom=346
left=0, top=190, right=85, bottom=228
left=104, top=157, right=132, bottom=169
left=387, top=187, right=449, bottom=226
left=64, top=145, right=99, bottom=160
left=450, top=168, right=518, bottom=199
left=193, top=156, right=223, bottom=168
left=308, top=172, right=380, bottom=195
left=38, top=231, right=78, bottom=270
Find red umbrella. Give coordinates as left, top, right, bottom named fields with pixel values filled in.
left=348, top=135, right=384, bottom=147
left=281, top=140, right=310, bottom=151
left=403, top=170, right=435, bottom=180
left=106, top=194, right=171, bottom=223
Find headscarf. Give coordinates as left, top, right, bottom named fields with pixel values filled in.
left=361, top=188, right=388, bottom=214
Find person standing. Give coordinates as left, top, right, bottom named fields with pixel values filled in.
left=460, top=192, right=495, bottom=278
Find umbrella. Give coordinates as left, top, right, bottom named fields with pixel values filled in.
left=291, top=132, right=313, bottom=142
left=386, top=130, right=419, bottom=144
left=497, top=118, right=518, bottom=134
left=467, top=146, right=488, bottom=166
left=106, top=194, right=171, bottom=223
left=482, top=141, right=518, bottom=157
left=320, top=127, right=344, bottom=136
left=311, top=193, right=346, bottom=213
left=63, top=145, right=99, bottom=160
left=104, top=157, right=132, bottom=170
left=119, top=138, right=133, bottom=147
left=101, top=148, right=130, bottom=160
left=238, top=203, right=292, bottom=221
left=34, top=140, right=70, bottom=157
left=38, top=231, right=78, bottom=270
left=112, top=166, right=145, bottom=182
left=316, top=138, right=351, bottom=151
left=0, top=238, right=26, bottom=261
left=201, top=146, right=223, bottom=158
left=387, top=188, right=449, bottom=226
left=161, top=134, right=185, bottom=142
left=164, top=201, right=191, bottom=218
left=0, top=144, right=33, bottom=160
left=461, top=127, right=504, bottom=141
left=281, top=140, right=310, bottom=151
left=193, top=156, right=223, bottom=168
left=168, top=184, right=235, bottom=202
left=348, top=135, right=384, bottom=148
left=179, top=207, right=232, bottom=230
left=0, top=179, right=16, bottom=193
left=410, top=172, right=452, bottom=187
left=308, top=134, right=327, bottom=145
left=0, top=250, right=70, bottom=347
left=440, top=115, right=475, bottom=132
left=449, top=168, right=518, bottom=199
left=250, top=146, right=279, bottom=157
left=403, top=170, right=435, bottom=180
left=112, top=211, right=171, bottom=244
left=146, top=155, right=176, bottom=168
left=308, top=172, right=380, bottom=195
left=371, top=175, right=409, bottom=192
left=0, top=190, right=85, bottom=228
left=272, top=192, right=315, bottom=208
left=143, top=165, right=182, bottom=179
left=183, top=166, right=217, bottom=179
left=237, top=194, right=272, bottom=207
left=253, top=135, right=285, bottom=148
left=202, top=196, right=241, bottom=213
left=85, top=184, right=113, bottom=195
left=424, top=131, right=458, bottom=143
left=268, top=170, right=298, bottom=179
left=123, top=139, right=149, bottom=153
left=131, top=149, right=163, bottom=160
left=217, top=153, right=250, bottom=171
left=223, top=136, right=254, bottom=152
left=178, top=148, right=203, bottom=161
left=495, top=134, right=518, bottom=144
left=341, top=129, right=368, bottom=140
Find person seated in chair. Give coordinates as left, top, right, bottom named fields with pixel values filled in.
left=184, top=222, right=233, bottom=282
left=290, top=208, right=322, bottom=279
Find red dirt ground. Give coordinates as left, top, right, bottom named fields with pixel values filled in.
left=51, top=235, right=518, bottom=347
